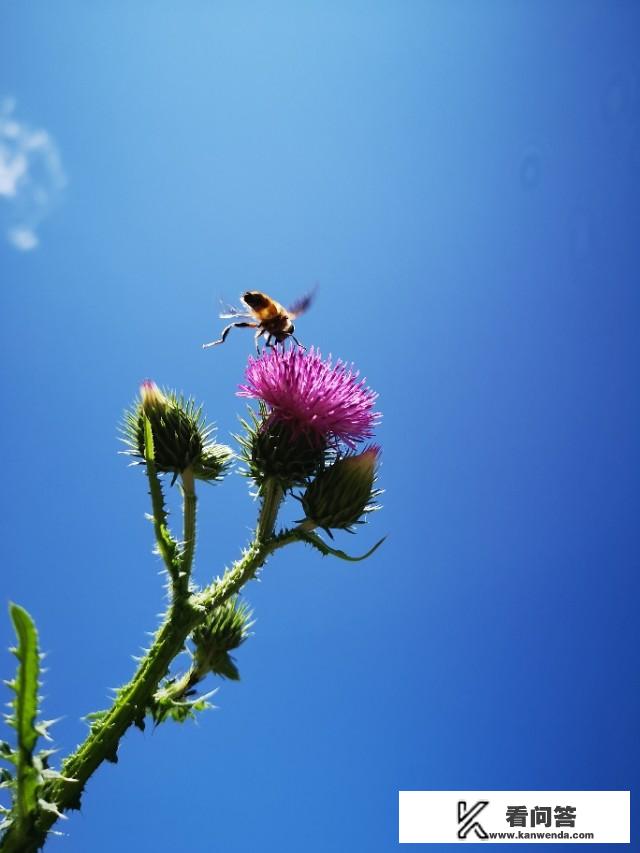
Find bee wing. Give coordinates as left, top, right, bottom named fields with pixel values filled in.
left=219, top=300, right=253, bottom=320
left=288, top=285, right=318, bottom=320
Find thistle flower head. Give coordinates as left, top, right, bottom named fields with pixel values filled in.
left=121, top=381, right=232, bottom=483
left=237, top=347, right=380, bottom=449
left=301, top=445, right=382, bottom=532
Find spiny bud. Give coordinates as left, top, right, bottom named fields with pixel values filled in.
left=301, top=445, right=381, bottom=532
left=236, top=404, right=326, bottom=492
left=192, top=598, right=254, bottom=681
left=121, top=381, right=232, bottom=483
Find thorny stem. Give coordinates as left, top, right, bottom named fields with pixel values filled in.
left=0, top=463, right=291, bottom=852
left=143, top=416, right=180, bottom=587
left=257, top=478, right=284, bottom=542
left=179, top=467, right=197, bottom=598
left=0, top=531, right=299, bottom=853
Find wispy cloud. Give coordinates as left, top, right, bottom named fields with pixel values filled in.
left=0, top=98, right=66, bottom=251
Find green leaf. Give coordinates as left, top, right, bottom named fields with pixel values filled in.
left=8, top=603, right=42, bottom=823
left=295, top=529, right=386, bottom=562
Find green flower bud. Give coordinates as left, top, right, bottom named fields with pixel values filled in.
left=236, top=404, right=326, bottom=492
left=192, top=444, right=234, bottom=483
left=121, top=381, right=232, bottom=483
left=301, top=446, right=381, bottom=532
left=192, top=598, right=254, bottom=681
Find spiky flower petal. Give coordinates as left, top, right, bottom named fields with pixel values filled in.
left=238, top=348, right=380, bottom=449
left=139, top=379, right=168, bottom=412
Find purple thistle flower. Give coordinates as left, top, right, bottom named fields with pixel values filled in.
left=238, top=347, right=380, bottom=448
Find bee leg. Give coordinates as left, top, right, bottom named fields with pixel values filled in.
left=290, top=334, right=306, bottom=351
left=254, top=328, right=264, bottom=353
left=203, top=322, right=256, bottom=349
left=265, top=335, right=277, bottom=350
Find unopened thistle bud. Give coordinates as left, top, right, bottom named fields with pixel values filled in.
left=192, top=598, right=254, bottom=681
left=237, top=405, right=326, bottom=491
left=122, top=381, right=232, bottom=483
left=301, top=445, right=381, bottom=532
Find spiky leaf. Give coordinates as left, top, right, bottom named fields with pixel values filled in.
left=8, top=603, right=41, bottom=824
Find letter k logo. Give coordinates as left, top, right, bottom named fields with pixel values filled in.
left=457, top=800, right=489, bottom=839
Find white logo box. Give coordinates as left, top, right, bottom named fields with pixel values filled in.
left=399, top=791, right=630, bottom=844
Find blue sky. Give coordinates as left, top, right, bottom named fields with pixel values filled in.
left=1, top=2, right=639, bottom=851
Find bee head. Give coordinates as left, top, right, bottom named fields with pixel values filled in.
left=242, top=291, right=270, bottom=310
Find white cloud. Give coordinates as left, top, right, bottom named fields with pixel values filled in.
left=8, top=226, right=39, bottom=251
left=0, top=147, right=28, bottom=196
left=0, top=98, right=66, bottom=251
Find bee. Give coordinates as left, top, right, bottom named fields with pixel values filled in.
left=202, top=288, right=316, bottom=353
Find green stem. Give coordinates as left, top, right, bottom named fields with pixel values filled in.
left=257, top=478, right=284, bottom=542
left=0, top=533, right=296, bottom=853
left=143, top=416, right=180, bottom=584
left=178, top=468, right=197, bottom=598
